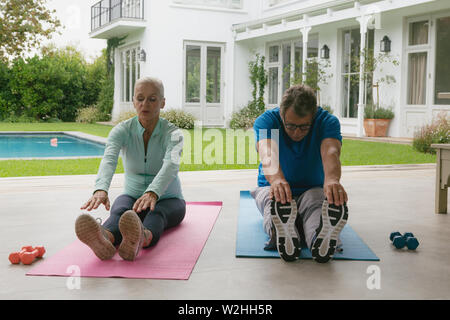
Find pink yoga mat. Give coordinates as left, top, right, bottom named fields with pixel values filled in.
left=27, top=202, right=222, bottom=280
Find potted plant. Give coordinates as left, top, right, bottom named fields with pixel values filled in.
left=352, top=48, right=399, bottom=137
left=363, top=104, right=395, bottom=137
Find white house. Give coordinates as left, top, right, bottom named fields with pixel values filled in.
left=89, top=0, right=450, bottom=137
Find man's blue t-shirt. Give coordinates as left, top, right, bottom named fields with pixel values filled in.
left=253, top=106, right=342, bottom=196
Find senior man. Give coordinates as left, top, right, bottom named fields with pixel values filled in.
left=251, top=84, right=348, bottom=263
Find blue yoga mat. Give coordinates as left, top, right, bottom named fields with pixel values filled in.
left=236, top=190, right=380, bottom=261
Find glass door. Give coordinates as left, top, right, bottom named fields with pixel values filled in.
left=184, top=42, right=224, bottom=126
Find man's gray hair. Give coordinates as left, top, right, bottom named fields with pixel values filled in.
left=280, top=84, right=317, bottom=118
left=134, top=76, right=165, bottom=98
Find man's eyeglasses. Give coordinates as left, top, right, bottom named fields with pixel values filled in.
left=283, top=117, right=313, bottom=132
left=284, top=122, right=312, bottom=132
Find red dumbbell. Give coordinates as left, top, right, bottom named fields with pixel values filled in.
left=20, top=246, right=46, bottom=265
left=8, top=246, right=33, bottom=264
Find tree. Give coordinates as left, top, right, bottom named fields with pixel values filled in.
left=0, top=0, right=61, bottom=62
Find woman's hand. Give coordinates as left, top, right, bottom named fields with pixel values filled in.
left=80, top=190, right=110, bottom=211
left=133, top=191, right=158, bottom=213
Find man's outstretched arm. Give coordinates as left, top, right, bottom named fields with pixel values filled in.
left=257, top=138, right=292, bottom=204
left=320, top=138, right=348, bottom=206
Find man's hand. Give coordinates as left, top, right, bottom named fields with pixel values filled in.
left=323, top=179, right=347, bottom=206
left=133, top=191, right=158, bottom=213
left=269, top=178, right=292, bottom=204
left=81, top=190, right=110, bottom=211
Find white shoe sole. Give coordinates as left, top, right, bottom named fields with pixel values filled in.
left=311, top=200, right=348, bottom=263
left=270, top=200, right=301, bottom=262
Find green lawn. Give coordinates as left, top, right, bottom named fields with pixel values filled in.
left=0, top=122, right=112, bottom=137
left=0, top=122, right=435, bottom=177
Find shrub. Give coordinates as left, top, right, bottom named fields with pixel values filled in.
left=114, top=109, right=196, bottom=129
left=114, top=110, right=137, bottom=124
left=160, top=109, right=196, bottom=129
left=413, top=112, right=450, bottom=154
left=8, top=47, right=89, bottom=122
left=2, top=45, right=107, bottom=122
left=76, top=106, right=103, bottom=123
left=0, top=60, right=18, bottom=121
left=84, top=51, right=107, bottom=109
left=96, top=49, right=114, bottom=121
left=0, top=114, right=40, bottom=123
left=364, top=104, right=394, bottom=119
left=229, top=101, right=264, bottom=130
left=321, top=105, right=334, bottom=114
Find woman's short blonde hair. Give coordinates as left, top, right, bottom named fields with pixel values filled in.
left=134, top=76, right=165, bottom=98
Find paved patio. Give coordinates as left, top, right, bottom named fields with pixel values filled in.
left=1, top=164, right=449, bottom=300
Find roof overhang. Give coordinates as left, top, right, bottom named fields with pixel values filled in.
left=232, top=0, right=436, bottom=41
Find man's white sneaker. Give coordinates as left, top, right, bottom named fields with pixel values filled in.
left=270, top=200, right=301, bottom=262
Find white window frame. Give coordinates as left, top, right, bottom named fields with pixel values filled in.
left=265, top=0, right=298, bottom=9
left=119, top=43, right=141, bottom=103
left=404, top=15, right=432, bottom=108
left=266, top=42, right=281, bottom=109
left=172, top=0, right=242, bottom=9
left=429, top=12, right=450, bottom=109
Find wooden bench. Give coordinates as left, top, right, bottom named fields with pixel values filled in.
left=432, top=144, right=450, bottom=214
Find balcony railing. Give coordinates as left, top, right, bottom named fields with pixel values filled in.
left=91, top=0, right=144, bottom=32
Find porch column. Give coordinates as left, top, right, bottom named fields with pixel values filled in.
left=300, top=26, right=311, bottom=84
left=355, top=15, right=373, bottom=137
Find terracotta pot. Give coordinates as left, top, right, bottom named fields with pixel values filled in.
left=363, top=119, right=391, bottom=137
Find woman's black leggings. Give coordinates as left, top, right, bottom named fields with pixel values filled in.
left=102, top=194, right=186, bottom=247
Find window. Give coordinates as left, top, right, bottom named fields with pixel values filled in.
left=406, top=19, right=429, bottom=105
left=267, top=37, right=317, bottom=107
left=268, top=67, right=279, bottom=105
left=185, top=45, right=201, bottom=103
left=409, top=20, right=429, bottom=46
left=269, top=45, right=279, bottom=63
left=341, top=29, right=360, bottom=118
left=268, top=0, right=291, bottom=6
left=267, top=45, right=280, bottom=106
left=341, top=28, right=374, bottom=118
left=282, top=43, right=291, bottom=93
left=434, top=16, right=450, bottom=105
left=172, top=0, right=242, bottom=9
left=120, top=45, right=141, bottom=102
left=206, top=47, right=221, bottom=103
left=407, top=52, right=427, bottom=105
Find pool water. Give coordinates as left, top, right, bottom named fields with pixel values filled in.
left=0, top=134, right=105, bottom=158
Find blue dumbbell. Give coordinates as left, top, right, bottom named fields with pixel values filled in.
left=390, top=231, right=406, bottom=249
left=403, top=232, right=420, bottom=250
left=389, top=231, right=419, bottom=250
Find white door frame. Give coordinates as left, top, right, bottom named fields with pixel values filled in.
left=182, top=41, right=225, bottom=127
left=429, top=11, right=450, bottom=117
left=402, top=14, right=433, bottom=137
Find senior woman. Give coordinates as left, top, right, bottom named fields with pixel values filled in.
left=76, top=76, right=185, bottom=261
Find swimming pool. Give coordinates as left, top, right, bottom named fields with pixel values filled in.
left=0, top=133, right=106, bottom=159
